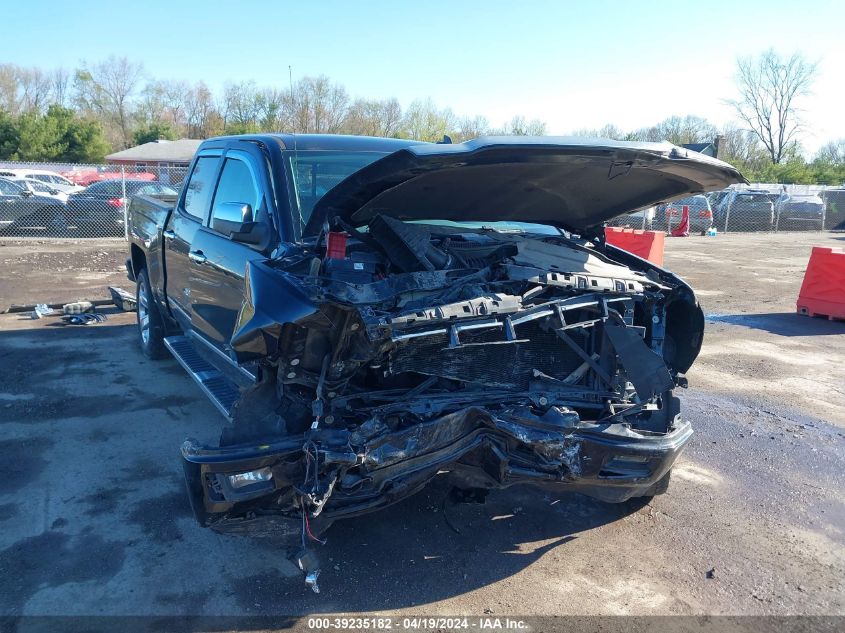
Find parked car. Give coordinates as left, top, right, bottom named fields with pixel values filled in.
left=705, top=189, right=730, bottom=213
left=126, top=134, right=744, bottom=556
left=660, top=194, right=713, bottom=232
left=66, top=180, right=178, bottom=235
left=62, top=169, right=156, bottom=187
left=9, top=177, right=69, bottom=203
left=0, top=177, right=68, bottom=232
left=774, top=192, right=826, bottom=230
left=715, top=189, right=775, bottom=231
left=612, top=206, right=656, bottom=229
left=0, top=168, right=84, bottom=193
left=821, top=188, right=845, bottom=229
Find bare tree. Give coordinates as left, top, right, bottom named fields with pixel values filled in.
left=719, top=124, right=767, bottom=171
left=306, top=76, right=349, bottom=133
left=184, top=82, right=219, bottom=138
left=0, top=64, right=20, bottom=113
left=628, top=115, right=717, bottom=144
left=17, top=67, right=53, bottom=113
left=496, top=115, right=546, bottom=136
left=137, top=79, right=188, bottom=133
left=344, top=97, right=403, bottom=137
left=815, top=139, right=845, bottom=164
left=401, top=99, right=457, bottom=141
left=454, top=115, right=490, bottom=141
left=221, top=81, right=261, bottom=133
left=256, top=87, right=288, bottom=132
left=50, top=68, right=71, bottom=108
left=74, top=56, right=144, bottom=149
left=728, top=49, right=817, bottom=164
left=570, top=124, right=629, bottom=140
left=284, top=75, right=350, bottom=133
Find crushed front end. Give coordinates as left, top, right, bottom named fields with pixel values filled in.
left=182, top=217, right=703, bottom=536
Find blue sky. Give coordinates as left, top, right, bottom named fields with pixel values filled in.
left=2, top=0, right=843, bottom=152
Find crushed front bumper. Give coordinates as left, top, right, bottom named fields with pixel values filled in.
left=181, top=407, right=692, bottom=535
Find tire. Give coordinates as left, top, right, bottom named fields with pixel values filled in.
left=136, top=268, right=167, bottom=359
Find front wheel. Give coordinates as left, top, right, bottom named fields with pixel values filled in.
left=136, top=268, right=167, bottom=359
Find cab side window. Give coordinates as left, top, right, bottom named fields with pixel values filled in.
left=210, top=158, right=262, bottom=224
left=183, top=156, right=219, bottom=220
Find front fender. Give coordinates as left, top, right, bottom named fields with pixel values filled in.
left=230, top=260, right=320, bottom=363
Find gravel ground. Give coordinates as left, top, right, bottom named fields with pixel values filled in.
left=0, top=232, right=843, bottom=626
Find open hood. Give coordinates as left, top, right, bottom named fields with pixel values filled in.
left=304, top=137, right=746, bottom=235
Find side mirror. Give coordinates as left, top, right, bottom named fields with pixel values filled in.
left=212, top=202, right=254, bottom=236
left=212, top=202, right=271, bottom=247
left=20, top=190, right=33, bottom=197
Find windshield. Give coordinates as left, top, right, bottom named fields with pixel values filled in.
left=286, top=150, right=390, bottom=230
left=407, top=219, right=562, bottom=236
left=285, top=149, right=565, bottom=237
left=669, top=196, right=709, bottom=211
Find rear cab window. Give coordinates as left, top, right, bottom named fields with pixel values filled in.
left=182, top=155, right=221, bottom=220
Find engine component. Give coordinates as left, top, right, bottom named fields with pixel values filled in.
left=369, top=214, right=450, bottom=272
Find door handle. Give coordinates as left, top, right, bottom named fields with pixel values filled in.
left=162, top=229, right=176, bottom=240
left=189, top=250, right=207, bottom=265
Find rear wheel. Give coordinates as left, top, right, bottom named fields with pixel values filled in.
left=136, top=268, right=167, bottom=359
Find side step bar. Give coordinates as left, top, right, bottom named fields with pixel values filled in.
left=164, top=335, right=241, bottom=419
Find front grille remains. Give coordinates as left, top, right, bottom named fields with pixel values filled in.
left=389, top=321, right=587, bottom=389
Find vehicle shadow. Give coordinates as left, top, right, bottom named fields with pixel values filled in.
left=706, top=312, right=845, bottom=336
left=235, top=480, right=649, bottom=615
left=0, top=320, right=652, bottom=620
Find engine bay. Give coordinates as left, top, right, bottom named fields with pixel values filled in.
left=224, top=215, right=702, bottom=444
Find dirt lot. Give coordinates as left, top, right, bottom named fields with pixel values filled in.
left=0, top=233, right=843, bottom=623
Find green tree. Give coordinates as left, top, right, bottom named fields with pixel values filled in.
left=132, top=121, right=177, bottom=146
left=8, top=105, right=109, bottom=162
left=0, top=110, right=21, bottom=158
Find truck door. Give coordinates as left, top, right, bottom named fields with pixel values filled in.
left=188, top=149, right=272, bottom=353
left=162, top=151, right=221, bottom=326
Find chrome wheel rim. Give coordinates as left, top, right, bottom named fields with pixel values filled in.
left=138, top=288, right=150, bottom=345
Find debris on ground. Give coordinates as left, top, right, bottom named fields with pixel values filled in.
left=31, top=304, right=62, bottom=319
left=108, top=286, right=137, bottom=312
left=61, top=313, right=108, bottom=325
left=63, top=300, right=95, bottom=315
left=706, top=567, right=717, bottom=579
left=5, top=298, right=113, bottom=314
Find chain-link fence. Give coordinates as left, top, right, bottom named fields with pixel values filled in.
left=606, top=183, right=845, bottom=233
left=0, top=160, right=188, bottom=239
left=1, top=160, right=844, bottom=240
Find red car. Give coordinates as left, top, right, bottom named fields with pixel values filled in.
left=61, top=169, right=156, bottom=187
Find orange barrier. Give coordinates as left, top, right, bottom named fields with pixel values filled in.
left=797, top=246, right=845, bottom=321
left=670, top=205, right=690, bottom=237
left=605, top=227, right=665, bottom=266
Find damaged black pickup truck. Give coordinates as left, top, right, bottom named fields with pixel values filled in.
left=127, top=134, right=744, bottom=543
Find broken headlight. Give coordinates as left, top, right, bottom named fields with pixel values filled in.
left=228, top=467, right=273, bottom=489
